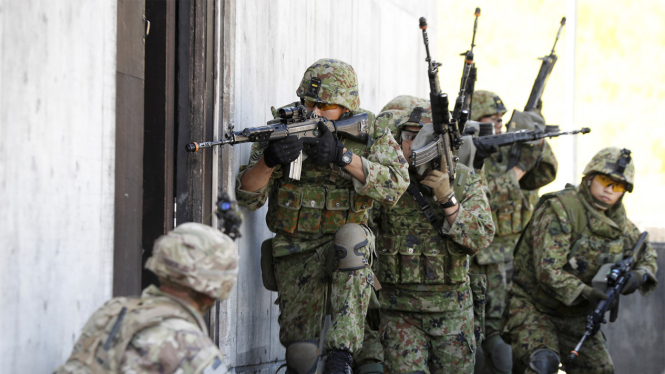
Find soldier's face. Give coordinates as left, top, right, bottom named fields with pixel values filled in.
left=304, top=99, right=349, bottom=121
left=480, top=113, right=504, bottom=134
left=400, top=126, right=421, bottom=164
left=590, top=174, right=624, bottom=209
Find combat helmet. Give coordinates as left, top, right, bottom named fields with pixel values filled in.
left=145, top=223, right=239, bottom=300
left=296, top=58, right=360, bottom=111
left=583, top=147, right=635, bottom=192
left=471, top=90, right=507, bottom=121
left=395, top=101, right=432, bottom=140
left=381, top=95, right=427, bottom=112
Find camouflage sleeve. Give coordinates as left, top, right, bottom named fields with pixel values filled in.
left=235, top=142, right=283, bottom=211
left=625, top=220, right=659, bottom=296
left=351, top=112, right=409, bottom=207
left=122, top=319, right=227, bottom=374
left=520, top=139, right=558, bottom=190
left=439, top=169, right=495, bottom=255
left=531, top=199, right=586, bottom=306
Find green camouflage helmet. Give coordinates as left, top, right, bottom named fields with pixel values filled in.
left=381, top=95, right=427, bottom=112
left=145, top=223, right=239, bottom=299
left=471, top=90, right=507, bottom=121
left=583, top=147, right=635, bottom=192
left=296, top=58, right=360, bottom=111
left=395, top=101, right=432, bottom=140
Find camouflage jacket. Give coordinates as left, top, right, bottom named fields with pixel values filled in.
left=55, top=285, right=227, bottom=374
left=375, top=164, right=495, bottom=313
left=477, top=141, right=557, bottom=264
left=512, top=184, right=659, bottom=316
left=236, top=106, right=409, bottom=257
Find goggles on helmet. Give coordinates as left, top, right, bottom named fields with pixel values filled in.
left=303, top=97, right=342, bottom=111
left=595, top=174, right=627, bottom=193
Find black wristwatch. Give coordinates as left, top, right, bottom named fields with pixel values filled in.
left=337, top=149, right=353, bottom=167
left=441, top=194, right=458, bottom=209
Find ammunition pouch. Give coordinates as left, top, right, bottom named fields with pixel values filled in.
left=377, top=233, right=469, bottom=285
left=260, top=239, right=278, bottom=292
left=492, top=190, right=535, bottom=237
left=273, top=184, right=373, bottom=235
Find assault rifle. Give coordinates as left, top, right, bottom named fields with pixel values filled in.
left=185, top=103, right=369, bottom=180
left=569, top=232, right=649, bottom=361
left=460, top=8, right=480, bottom=120
left=524, top=17, right=566, bottom=111
left=417, top=17, right=463, bottom=181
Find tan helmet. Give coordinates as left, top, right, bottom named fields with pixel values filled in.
left=582, top=147, right=635, bottom=192
left=471, top=90, right=507, bottom=121
left=296, top=58, right=360, bottom=111
left=145, top=223, right=239, bottom=300
left=381, top=95, right=427, bottom=112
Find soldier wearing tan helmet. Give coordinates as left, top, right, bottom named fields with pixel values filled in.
left=469, top=90, right=559, bottom=374
left=502, top=147, right=658, bottom=373
left=55, top=222, right=239, bottom=374
left=236, top=59, right=409, bottom=374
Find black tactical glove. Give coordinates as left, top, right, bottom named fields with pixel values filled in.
left=472, top=138, right=497, bottom=169
left=263, top=135, right=303, bottom=168
left=303, top=122, right=345, bottom=166
left=581, top=285, right=609, bottom=304
left=620, top=269, right=647, bottom=295
left=508, top=142, right=543, bottom=172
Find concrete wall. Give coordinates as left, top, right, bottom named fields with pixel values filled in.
left=0, top=1, right=117, bottom=372
left=219, top=0, right=439, bottom=371
left=605, top=243, right=665, bottom=374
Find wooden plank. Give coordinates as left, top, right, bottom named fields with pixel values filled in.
left=141, top=0, right=176, bottom=289
left=113, top=0, right=145, bottom=297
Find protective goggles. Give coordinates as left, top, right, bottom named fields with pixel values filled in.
left=400, top=129, right=419, bottom=142
left=595, top=174, right=627, bottom=193
left=303, top=97, right=341, bottom=111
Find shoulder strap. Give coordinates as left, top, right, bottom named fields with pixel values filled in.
left=407, top=181, right=441, bottom=229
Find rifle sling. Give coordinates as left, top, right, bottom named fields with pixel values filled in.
left=406, top=181, right=444, bottom=234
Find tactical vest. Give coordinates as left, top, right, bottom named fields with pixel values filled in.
left=376, top=167, right=471, bottom=286
left=513, top=185, right=628, bottom=314
left=267, top=107, right=375, bottom=237
left=56, top=294, right=206, bottom=374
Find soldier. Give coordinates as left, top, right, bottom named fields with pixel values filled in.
left=470, top=90, right=558, bottom=374
left=374, top=102, right=495, bottom=373
left=502, top=147, right=658, bottom=373
left=55, top=222, right=239, bottom=374
left=236, top=58, right=409, bottom=374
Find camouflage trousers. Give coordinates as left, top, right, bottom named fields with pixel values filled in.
left=502, top=293, right=614, bottom=374
left=380, top=308, right=475, bottom=374
left=273, top=230, right=373, bottom=354
left=469, top=260, right=506, bottom=337
left=353, top=309, right=384, bottom=371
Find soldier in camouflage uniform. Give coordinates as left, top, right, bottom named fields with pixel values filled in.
left=236, top=58, right=409, bottom=374
left=55, top=223, right=239, bottom=374
left=373, top=103, right=495, bottom=373
left=502, top=147, right=658, bottom=373
left=469, top=90, right=558, bottom=374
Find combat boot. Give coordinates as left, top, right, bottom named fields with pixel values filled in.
left=322, top=349, right=353, bottom=374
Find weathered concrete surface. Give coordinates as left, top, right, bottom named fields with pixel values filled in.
left=0, top=1, right=117, bottom=372
left=604, top=243, right=665, bottom=374
left=221, top=0, right=440, bottom=369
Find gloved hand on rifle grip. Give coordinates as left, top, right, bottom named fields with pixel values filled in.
left=472, top=138, right=497, bottom=170
left=620, top=269, right=647, bottom=295
left=510, top=142, right=544, bottom=172
left=421, top=169, right=454, bottom=203
left=581, top=285, right=609, bottom=304
left=303, top=122, right=345, bottom=166
left=263, top=135, right=304, bottom=168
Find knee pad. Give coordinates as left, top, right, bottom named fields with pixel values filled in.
left=484, top=334, right=512, bottom=374
left=529, top=349, right=560, bottom=374
left=334, top=223, right=368, bottom=271
left=357, top=363, right=384, bottom=374
left=285, top=340, right=319, bottom=374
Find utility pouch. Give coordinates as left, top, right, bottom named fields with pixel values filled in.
left=275, top=184, right=302, bottom=233
left=377, top=235, right=400, bottom=284
left=261, top=239, right=278, bottom=292
left=469, top=273, right=487, bottom=342
left=322, top=188, right=349, bottom=233
left=447, top=244, right=470, bottom=284
left=347, top=192, right=374, bottom=224
left=297, top=186, right=325, bottom=233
